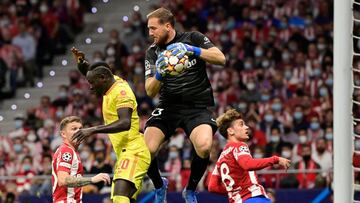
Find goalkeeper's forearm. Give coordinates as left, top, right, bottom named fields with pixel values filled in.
left=77, top=59, right=90, bottom=76
left=64, top=176, right=92, bottom=187
left=145, top=77, right=161, bottom=98
left=199, top=47, right=226, bottom=66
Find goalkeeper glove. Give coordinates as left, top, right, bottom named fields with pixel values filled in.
left=155, top=53, right=167, bottom=81
left=166, top=42, right=201, bottom=57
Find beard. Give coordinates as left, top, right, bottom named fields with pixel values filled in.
left=156, top=31, right=169, bottom=46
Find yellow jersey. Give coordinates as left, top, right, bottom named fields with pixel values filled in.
left=102, top=76, right=145, bottom=155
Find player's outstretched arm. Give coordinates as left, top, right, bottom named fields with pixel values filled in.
left=71, top=47, right=90, bottom=76
left=72, top=108, right=132, bottom=145
left=57, top=171, right=110, bottom=187
left=237, top=155, right=280, bottom=171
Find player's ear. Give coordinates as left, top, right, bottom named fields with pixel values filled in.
left=227, top=127, right=234, bottom=136
left=165, top=22, right=171, bottom=31
left=60, top=130, right=66, bottom=138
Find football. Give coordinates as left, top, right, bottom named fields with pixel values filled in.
left=162, top=50, right=189, bottom=76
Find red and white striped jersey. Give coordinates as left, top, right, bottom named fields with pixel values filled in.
left=52, top=143, right=84, bottom=203
left=208, top=141, right=279, bottom=203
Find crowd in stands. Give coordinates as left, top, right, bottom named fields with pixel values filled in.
left=0, top=0, right=91, bottom=100
left=0, top=0, right=335, bottom=199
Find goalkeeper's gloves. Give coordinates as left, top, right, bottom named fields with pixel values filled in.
left=155, top=53, right=167, bottom=81
left=166, top=42, right=201, bottom=57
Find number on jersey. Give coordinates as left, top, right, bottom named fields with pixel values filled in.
left=220, top=162, right=235, bottom=191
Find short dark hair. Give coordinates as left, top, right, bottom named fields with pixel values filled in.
left=146, top=7, right=175, bottom=27
left=216, top=109, right=243, bottom=139
left=60, top=116, right=82, bottom=131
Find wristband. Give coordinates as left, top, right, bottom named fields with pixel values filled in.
left=155, top=71, right=162, bottom=81
left=192, top=46, right=201, bottom=57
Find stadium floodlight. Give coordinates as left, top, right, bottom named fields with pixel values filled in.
left=62, top=59, right=68, bottom=66
left=49, top=70, right=55, bottom=77
left=103, top=0, right=109, bottom=3
left=37, top=82, right=43, bottom=88
left=122, top=16, right=128, bottom=22
left=97, top=27, right=103, bottom=33
left=91, top=7, right=97, bottom=14
left=11, top=104, right=17, bottom=110
left=24, top=93, right=30, bottom=99
left=85, top=37, right=92, bottom=44
left=134, top=5, right=140, bottom=12
left=0, top=115, right=3, bottom=122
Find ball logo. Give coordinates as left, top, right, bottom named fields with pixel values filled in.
left=145, top=60, right=150, bottom=70
left=62, top=152, right=72, bottom=162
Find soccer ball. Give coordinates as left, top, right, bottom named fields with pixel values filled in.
left=162, top=50, right=189, bottom=76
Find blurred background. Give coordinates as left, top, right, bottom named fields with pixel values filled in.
left=0, top=0, right=339, bottom=202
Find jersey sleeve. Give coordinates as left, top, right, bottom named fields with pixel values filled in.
left=208, top=164, right=227, bottom=195
left=145, top=47, right=158, bottom=80
left=114, top=87, right=136, bottom=110
left=56, top=147, right=74, bottom=173
left=233, top=143, right=279, bottom=171
left=190, top=31, right=215, bottom=49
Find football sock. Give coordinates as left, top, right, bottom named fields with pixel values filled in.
left=186, top=153, right=210, bottom=191
left=113, top=196, right=130, bottom=203
left=147, top=158, right=164, bottom=189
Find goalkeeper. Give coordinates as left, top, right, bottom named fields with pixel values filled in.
left=144, top=7, right=226, bottom=203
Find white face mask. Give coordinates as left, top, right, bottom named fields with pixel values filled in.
left=106, top=47, right=115, bottom=56
left=281, top=150, right=292, bottom=159
left=27, top=133, right=37, bottom=142
left=80, top=151, right=90, bottom=160
left=253, top=153, right=263, bottom=159
left=299, top=136, right=307, bottom=144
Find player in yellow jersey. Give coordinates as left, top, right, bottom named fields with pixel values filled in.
left=70, top=47, right=151, bottom=203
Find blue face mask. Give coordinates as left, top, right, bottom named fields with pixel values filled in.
left=294, top=112, right=303, bottom=120
left=23, top=164, right=31, bottom=171
left=264, top=114, right=274, bottom=123
left=15, top=120, right=23, bottom=129
left=319, top=88, right=328, bottom=97
left=261, top=94, right=270, bottom=101
left=325, top=133, right=333, bottom=140
left=325, top=78, right=333, bottom=86
left=14, top=144, right=22, bottom=153
left=313, top=69, right=321, bottom=77
left=271, top=103, right=282, bottom=112
left=284, top=70, right=292, bottom=79
left=310, top=122, right=320, bottom=130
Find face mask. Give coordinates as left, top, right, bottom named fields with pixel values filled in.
left=316, top=147, right=325, bottom=154
left=264, top=114, right=274, bottom=123
left=271, top=103, right=282, bottom=112
left=261, top=94, right=270, bottom=101
left=106, top=47, right=115, bottom=56
left=253, top=153, right=263, bottom=159
left=94, top=146, right=104, bottom=152
left=23, top=164, right=31, bottom=171
left=40, top=5, right=48, bottom=13
left=325, top=78, right=333, bottom=86
left=247, top=83, right=256, bottom=90
left=313, top=69, right=321, bottom=77
left=255, top=49, right=263, bottom=57
left=282, top=52, right=290, bottom=61
left=169, top=151, right=178, bottom=159
left=299, top=136, right=307, bottom=144
left=244, top=62, right=252, bottom=70
left=270, top=135, right=280, bottom=143
left=284, top=70, right=292, bottom=79
left=111, top=152, right=117, bottom=161
left=0, top=160, right=4, bottom=167
left=355, top=140, right=360, bottom=149
left=238, top=103, right=247, bottom=112
left=135, top=66, right=143, bottom=74
left=302, top=155, right=311, bottom=162
left=80, top=151, right=90, bottom=160
left=27, top=133, right=37, bottom=142
left=325, top=133, right=333, bottom=140
left=293, top=112, right=303, bottom=120
left=14, top=144, right=22, bottom=153
left=30, top=0, right=38, bottom=4
left=317, top=44, right=326, bottom=51
left=262, top=60, right=270, bottom=68
left=310, top=122, right=320, bottom=130
left=56, top=110, right=64, bottom=118
left=319, top=88, right=328, bottom=97
left=15, top=120, right=24, bottom=129
left=132, top=46, right=141, bottom=53
left=96, top=157, right=104, bottom=163
left=281, top=150, right=292, bottom=158
left=59, top=91, right=67, bottom=98
left=93, top=57, right=102, bottom=62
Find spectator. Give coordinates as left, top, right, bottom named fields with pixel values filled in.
left=89, top=151, right=112, bottom=192
left=294, top=145, right=321, bottom=189
left=15, top=156, right=36, bottom=194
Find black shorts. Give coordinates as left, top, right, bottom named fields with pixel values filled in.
left=145, top=107, right=218, bottom=139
